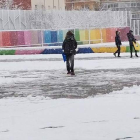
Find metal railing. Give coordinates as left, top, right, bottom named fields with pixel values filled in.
left=0, top=10, right=128, bottom=30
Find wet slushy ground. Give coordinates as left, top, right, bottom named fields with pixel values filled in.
left=0, top=54, right=140, bottom=99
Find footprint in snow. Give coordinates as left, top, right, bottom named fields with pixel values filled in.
left=40, top=126, right=64, bottom=129
left=0, top=129, right=9, bottom=133
left=116, top=137, right=133, bottom=140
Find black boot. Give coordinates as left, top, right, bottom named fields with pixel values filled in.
left=71, top=72, right=75, bottom=75
left=67, top=71, right=71, bottom=74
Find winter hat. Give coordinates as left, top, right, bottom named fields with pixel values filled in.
left=66, top=31, right=74, bottom=37
left=68, top=30, right=74, bottom=35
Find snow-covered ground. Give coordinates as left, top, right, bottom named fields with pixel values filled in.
left=0, top=53, right=140, bottom=140
left=0, top=41, right=140, bottom=50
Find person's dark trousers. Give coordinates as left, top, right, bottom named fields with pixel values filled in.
left=66, top=54, right=74, bottom=72
left=130, top=44, right=138, bottom=57
left=115, top=45, right=120, bottom=56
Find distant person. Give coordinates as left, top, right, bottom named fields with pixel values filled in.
left=114, top=31, right=122, bottom=57
left=127, top=30, right=138, bottom=58
left=62, top=31, right=77, bottom=75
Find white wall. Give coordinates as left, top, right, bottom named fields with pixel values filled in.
left=31, top=0, right=43, bottom=10
left=31, top=0, right=65, bottom=10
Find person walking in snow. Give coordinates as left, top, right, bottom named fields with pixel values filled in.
left=127, top=30, right=138, bottom=58
left=114, top=31, right=122, bottom=57
left=62, top=31, right=77, bottom=75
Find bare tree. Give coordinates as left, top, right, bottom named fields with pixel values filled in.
left=0, top=0, right=13, bottom=9
left=12, top=0, right=31, bottom=10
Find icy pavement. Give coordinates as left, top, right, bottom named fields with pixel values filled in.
left=0, top=53, right=140, bottom=140
left=0, top=86, right=140, bottom=140
left=0, top=53, right=140, bottom=99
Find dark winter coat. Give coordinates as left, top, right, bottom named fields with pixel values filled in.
left=127, top=32, right=136, bottom=46
left=115, top=34, right=122, bottom=46
left=62, top=32, right=77, bottom=55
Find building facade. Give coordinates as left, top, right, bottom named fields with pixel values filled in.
left=1, top=0, right=140, bottom=11
left=0, top=0, right=65, bottom=10
left=100, top=0, right=140, bottom=11
left=65, top=0, right=100, bottom=11
left=12, top=0, right=31, bottom=10
left=31, top=0, right=65, bottom=10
